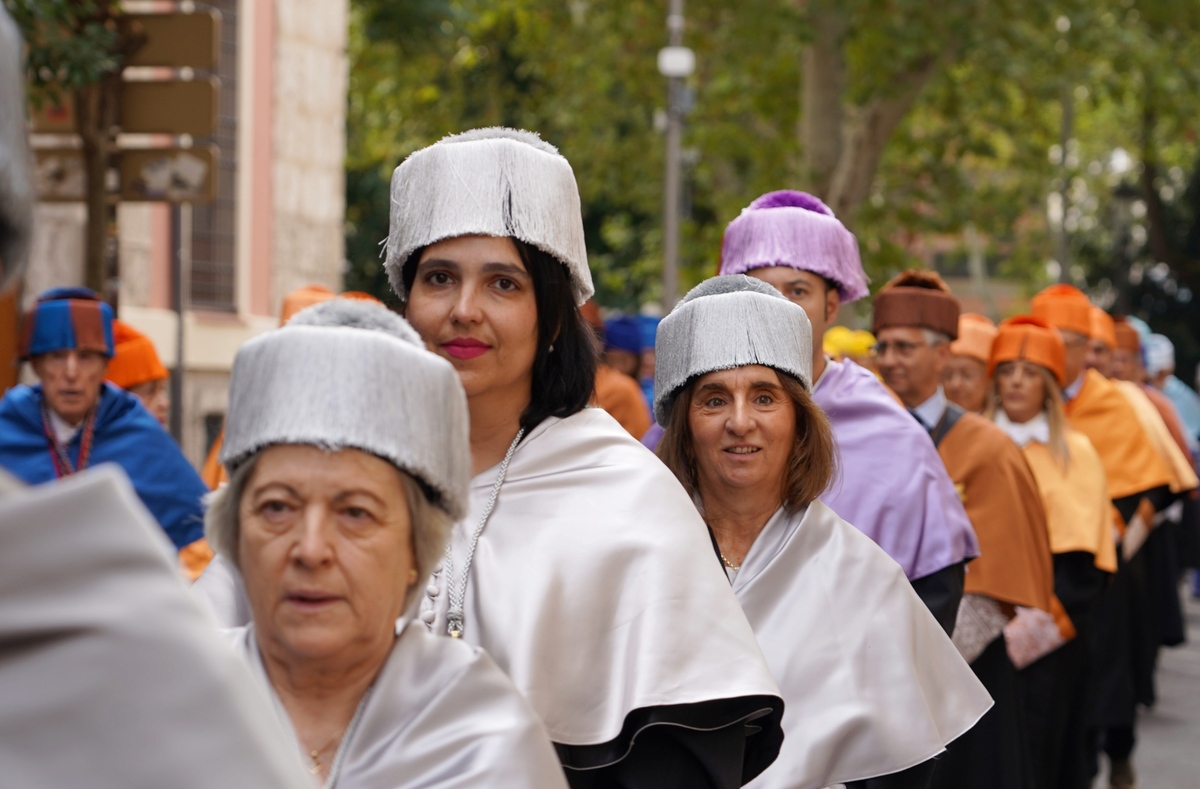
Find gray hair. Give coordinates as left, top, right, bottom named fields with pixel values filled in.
left=204, top=449, right=453, bottom=614
left=923, top=328, right=951, bottom=347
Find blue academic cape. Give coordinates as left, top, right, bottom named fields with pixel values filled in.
left=0, top=382, right=206, bottom=549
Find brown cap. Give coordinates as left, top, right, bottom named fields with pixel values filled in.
left=1030, top=284, right=1091, bottom=337
left=950, top=313, right=998, bottom=363
left=871, top=269, right=960, bottom=339
left=989, top=315, right=1067, bottom=386
left=1113, top=317, right=1141, bottom=352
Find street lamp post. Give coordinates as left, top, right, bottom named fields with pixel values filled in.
left=658, top=1, right=693, bottom=310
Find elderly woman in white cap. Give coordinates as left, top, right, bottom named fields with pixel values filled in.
left=198, top=128, right=784, bottom=788
left=203, top=298, right=567, bottom=787
left=654, top=276, right=993, bottom=789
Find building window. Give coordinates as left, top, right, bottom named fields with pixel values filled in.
left=190, top=0, right=238, bottom=311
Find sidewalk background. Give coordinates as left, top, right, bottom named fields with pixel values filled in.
left=1095, top=592, right=1200, bottom=787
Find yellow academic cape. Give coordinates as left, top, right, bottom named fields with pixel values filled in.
left=1065, top=370, right=1173, bottom=501
left=1021, top=432, right=1118, bottom=574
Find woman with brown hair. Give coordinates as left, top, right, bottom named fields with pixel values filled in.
left=984, top=316, right=1116, bottom=789
left=654, top=275, right=991, bottom=789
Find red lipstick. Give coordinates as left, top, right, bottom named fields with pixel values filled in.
left=442, top=338, right=491, bottom=360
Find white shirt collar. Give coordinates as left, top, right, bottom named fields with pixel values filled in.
left=910, top=386, right=947, bottom=430
left=993, top=410, right=1050, bottom=447
left=1064, top=371, right=1086, bottom=401
left=48, top=409, right=82, bottom=445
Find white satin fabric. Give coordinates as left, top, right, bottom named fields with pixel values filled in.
left=418, top=407, right=781, bottom=747
left=735, top=502, right=993, bottom=789
left=0, top=467, right=311, bottom=788
left=229, top=621, right=568, bottom=788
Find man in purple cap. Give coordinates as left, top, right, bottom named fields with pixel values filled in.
left=718, top=190, right=979, bottom=635
left=0, top=287, right=207, bottom=551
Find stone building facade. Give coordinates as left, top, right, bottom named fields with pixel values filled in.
left=23, top=0, right=349, bottom=466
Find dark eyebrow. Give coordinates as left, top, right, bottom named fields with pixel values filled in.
left=415, top=258, right=530, bottom=280
left=415, top=258, right=460, bottom=274
left=481, top=261, right=531, bottom=279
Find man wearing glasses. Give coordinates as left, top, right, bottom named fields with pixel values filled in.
left=873, top=268, right=1057, bottom=789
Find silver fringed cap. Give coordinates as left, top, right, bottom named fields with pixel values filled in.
left=219, top=299, right=471, bottom=520
left=385, top=127, right=595, bottom=305
left=653, top=275, right=814, bottom=426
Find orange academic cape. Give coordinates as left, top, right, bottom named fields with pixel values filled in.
left=937, top=411, right=1055, bottom=612
left=591, top=365, right=652, bottom=440
left=1065, top=370, right=1173, bottom=501
left=1021, top=432, right=1118, bottom=574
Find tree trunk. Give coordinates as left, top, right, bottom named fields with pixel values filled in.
left=1138, top=74, right=1178, bottom=270
left=74, top=72, right=120, bottom=299
left=800, top=4, right=847, bottom=198
left=825, top=55, right=941, bottom=223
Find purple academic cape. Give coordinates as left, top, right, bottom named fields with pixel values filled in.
left=813, top=358, right=979, bottom=579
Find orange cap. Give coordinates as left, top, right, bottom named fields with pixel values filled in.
left=1089, top=306, right=1117, bottom=348
left=1030, top=284, right=1092, bottom=337
left=105, top=320, right=168, bottom=390
left=339, top=291, right=383, bottom=305
left=950, top=313, right=998, bottom=364
left=989, top=315, right=1067, bottom=386
left=1113, top=318, right=1141, bottom=352
left=280, top=285, right=335, bottom=325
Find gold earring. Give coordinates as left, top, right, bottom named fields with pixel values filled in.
left=409, top=568, right=418, bottom=582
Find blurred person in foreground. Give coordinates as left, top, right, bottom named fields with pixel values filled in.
left=654, top=276, right=991, bottom=789
left=872, top=270, right=1057, bottom=789
left=205, top=297, right=567, bottom=786
left=0, top=8, right=316, bottom=785
left=985, top=316, right=1117, bottom=789
left=0, top=287, right=208, bottom=554
left=1031, top=284, right=1176, bottom=788
left=581, top=300, right=652, bottom=438
left=715, top=190, right=978, bottom=634
left=942, top=313, right=997, bottom=413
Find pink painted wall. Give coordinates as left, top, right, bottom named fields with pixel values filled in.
left=249, top=0, right=275, bottom=316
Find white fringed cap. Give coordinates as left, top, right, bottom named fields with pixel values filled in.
left=0, top=7, right=32, bottom=293
left=219, top=299, right=471, bottom=521
left=385, top=127, right=595, bottom=305
left=653, top=275, right=814, bottom=426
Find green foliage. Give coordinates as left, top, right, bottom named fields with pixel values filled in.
left=5, top=0, right=122, bottom=106
left=345, top=0, right=1200, bottom=314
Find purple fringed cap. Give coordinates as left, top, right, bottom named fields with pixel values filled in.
left=719, top=190, right=870, bottom=302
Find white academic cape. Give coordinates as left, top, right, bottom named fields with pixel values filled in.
left=197, top=408, right=785, bottom=776
left=418, top=407, right=783, bottom=772
left=230, top=620, right=569, bottom=788
left=735, top=502, right=994, bottom=789
left=0, top=466, right=311, bottom=788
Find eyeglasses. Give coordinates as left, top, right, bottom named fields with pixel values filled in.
left=871, top=339, right=932, bottom=358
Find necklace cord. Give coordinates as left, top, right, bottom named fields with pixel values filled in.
left=444, top=428, right=526, bottom=638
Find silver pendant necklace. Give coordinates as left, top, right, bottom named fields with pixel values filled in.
left=445, top=428, right=525, bottom=639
